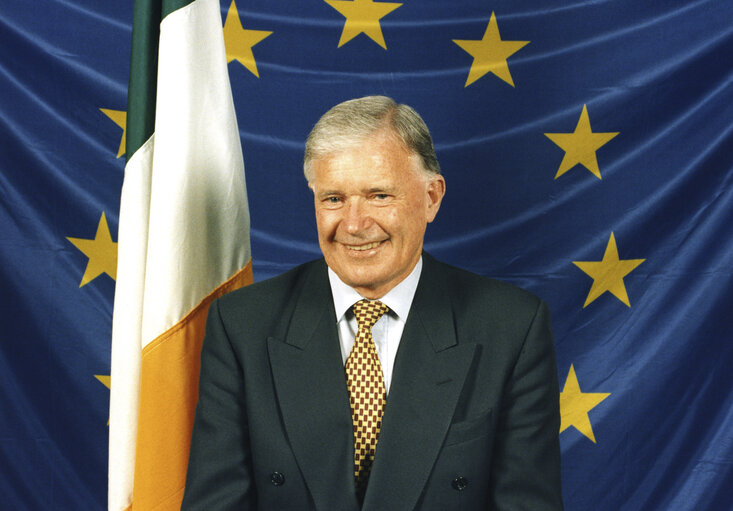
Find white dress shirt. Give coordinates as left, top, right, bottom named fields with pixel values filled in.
left=327, top=257, right=423, bottom=394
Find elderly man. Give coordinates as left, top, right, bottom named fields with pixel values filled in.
left=182, top=96, right=563, bottom=510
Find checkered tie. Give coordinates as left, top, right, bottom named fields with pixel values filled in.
left=346, top=299, right=389, bottom=496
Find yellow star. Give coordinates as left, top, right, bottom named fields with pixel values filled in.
left=94, top=374, right=111, bottom=388
left=67, top=212, right=118, bottom=287
left=453, top=12, right=529, bottom=87
left=545, top=105, right=619, bottom=179
left=324, top=0, right=402, bottom=49
left=560, top=365, right=610, bottom=443
left=95, top=375, right=111, bottom=425
left=573, top=233, right=645, bottom=307
left=100, top=109, right=126, bottom=158
left=223, top=0, right=273, bottom=77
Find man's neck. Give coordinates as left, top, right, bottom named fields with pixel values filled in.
left=327, top=257, right=423, bottom=322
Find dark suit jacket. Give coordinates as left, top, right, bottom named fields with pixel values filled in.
left=182, top=254, right=562, bottom=510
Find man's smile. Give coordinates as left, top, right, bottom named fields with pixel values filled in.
left=341, top=240, right=387, bottom=252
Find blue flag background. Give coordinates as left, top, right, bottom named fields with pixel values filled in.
left=2, top=1, right=732, bottom=509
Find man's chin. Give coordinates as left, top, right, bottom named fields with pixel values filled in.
left=334, top=268, right=381, bottom=289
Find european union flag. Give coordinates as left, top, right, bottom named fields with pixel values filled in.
left=1, top=1, right=731, bottom=509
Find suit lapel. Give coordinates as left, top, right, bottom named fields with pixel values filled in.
left=267, top=262, right=359, bottom=511
left=363, top=256, right=477, bottom=511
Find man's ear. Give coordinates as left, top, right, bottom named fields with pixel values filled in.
left=425, top=174, right=446, bottom=223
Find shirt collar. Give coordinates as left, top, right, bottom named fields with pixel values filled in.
left=328, top=256, right=423, bottom=322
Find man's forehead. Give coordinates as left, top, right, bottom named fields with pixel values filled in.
left=311, top=147, right=423, bottom=181
left=310, top=161, right=425, bottom=191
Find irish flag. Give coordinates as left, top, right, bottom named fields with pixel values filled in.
left=108, top=0, right=252, bottom=509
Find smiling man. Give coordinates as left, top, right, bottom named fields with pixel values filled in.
left=183, top=96, right=563, bottom=510
left=308, top=126, right=444, bottom=300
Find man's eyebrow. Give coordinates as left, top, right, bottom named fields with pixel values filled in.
left=365, top=186, right=396, bottom=194
left=316, top=186, right=396, bottom=198
left=316, top=189, right=341, bottom=199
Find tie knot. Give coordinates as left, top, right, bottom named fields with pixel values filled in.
left=352, top=299, right=389, bottom=331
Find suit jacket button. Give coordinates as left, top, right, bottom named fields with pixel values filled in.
left=451, top=476, right=468, bottom=491
left=270, top=472, right=285, bottom=486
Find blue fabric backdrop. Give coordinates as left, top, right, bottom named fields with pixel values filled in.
left=1, top=1, right=732, bottom=509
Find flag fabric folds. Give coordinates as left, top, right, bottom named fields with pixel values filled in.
left=108, top=0, right=252, bottom=509
left=1, top=1, right=732, bottom=510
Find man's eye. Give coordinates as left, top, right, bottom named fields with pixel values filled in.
left=374, top=194, right=389, bottom=200
left=325, top=196, right=341, bottom=204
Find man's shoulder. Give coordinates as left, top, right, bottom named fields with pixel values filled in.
left=423, top=253, right=541, bottom=308
left=215, top=258, right=326, bottom=317
left=421, top=254, right=551, bottom=349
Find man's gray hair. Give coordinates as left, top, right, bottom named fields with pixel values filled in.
left=303, top=96, right=441, bottom=182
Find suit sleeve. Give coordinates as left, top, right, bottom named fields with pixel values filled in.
left=489, top=300, right=563, bottom=511
left=182, top=298, right=256, bottom=510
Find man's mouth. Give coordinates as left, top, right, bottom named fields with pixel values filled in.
left=343, top=240, right=385, bottom=251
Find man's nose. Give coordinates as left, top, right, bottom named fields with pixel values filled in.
left=343, top=199, right=372, bottom=234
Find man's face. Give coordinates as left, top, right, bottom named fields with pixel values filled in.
left=309, top=130, right=445, bottom=299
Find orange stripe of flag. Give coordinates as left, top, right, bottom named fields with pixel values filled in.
left=131, top=261, right=253, bottom=510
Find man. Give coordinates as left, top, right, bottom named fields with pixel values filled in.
left=182, top=96, right=563, bottom=510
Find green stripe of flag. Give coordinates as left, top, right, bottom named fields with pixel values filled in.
left=125, top=0, right=197, bottom=160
